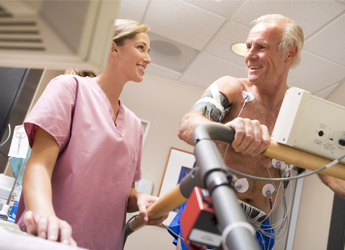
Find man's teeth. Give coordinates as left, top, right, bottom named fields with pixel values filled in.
left=139, top=66, right=144, bottom=71
left=250, top=66, right=260, bottom=69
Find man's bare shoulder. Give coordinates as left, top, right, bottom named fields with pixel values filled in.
left=215, top=76, right=248, bottom=91
left=209, top=76, right=250, bottom=104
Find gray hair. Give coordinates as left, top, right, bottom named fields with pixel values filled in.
left=252, top=14, right=304, bottom=69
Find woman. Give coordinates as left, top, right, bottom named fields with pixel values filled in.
left=15, top=19, right=167, bottom=250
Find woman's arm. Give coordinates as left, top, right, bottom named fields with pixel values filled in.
left=23, top=127, right=76, bottom=245
left=127, top=183, right=168, bottom=225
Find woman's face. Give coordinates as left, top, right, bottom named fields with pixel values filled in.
left=116, top=32, right=151, bottom=83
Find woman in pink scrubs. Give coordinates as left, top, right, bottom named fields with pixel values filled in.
left=15, top=19, right=167, bottom=250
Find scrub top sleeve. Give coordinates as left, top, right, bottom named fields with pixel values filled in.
left=24, top=75, right=78, bottom=151
left=133, top=133, right=143, bottom=182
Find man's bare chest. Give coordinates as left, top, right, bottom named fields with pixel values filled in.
left=225, top=103, right=278, bottom=134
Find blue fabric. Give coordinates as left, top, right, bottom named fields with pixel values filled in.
left=256, top=219, right=275, bottom=250
left=9, top=148, right=31, bottom=186
left=168, top=202, right=275, bottom=250
left=168, top=203, right=189, bottom=250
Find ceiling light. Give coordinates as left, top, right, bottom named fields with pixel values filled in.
left=230, top=42, right=246, bottom=57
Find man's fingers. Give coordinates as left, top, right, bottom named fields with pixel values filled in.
left=229, top=118, right=270, bottom=156
left=230, top=118, right=248, bottom=150
left=250, top=124, right=270, bottom=155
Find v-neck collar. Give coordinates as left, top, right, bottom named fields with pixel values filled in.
left=85, top=77, right=124, bottom=129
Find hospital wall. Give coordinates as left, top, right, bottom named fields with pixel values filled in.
left=292, top=173, right=334, bottom=249
left=292, top=85, right=345, bottom=250
left=121, top=72, right=203, bottom=250
left=4, top=69, right=344, bottom=249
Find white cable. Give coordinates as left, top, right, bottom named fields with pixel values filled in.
left=253, top=168, right=291, bottom=242
left=220, top=144, right=345, bottom=247
left=210, top=82, right=221, bottom=108
left=161, top=223, right=185, bottom=241
left=226, top=153, right=345, bottom=182
left=258, top=178, right=293, bottom=240
left=0, top=124, right=11, bottom=147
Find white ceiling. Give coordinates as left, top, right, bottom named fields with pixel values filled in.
left=117, top=0, right=345, bottom=98
left=0, top=0, right=344, bottom=99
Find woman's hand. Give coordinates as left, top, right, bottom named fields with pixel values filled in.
left=23, top=211, right=77, bottom=246
left=135, top=192, right=169, bottom=225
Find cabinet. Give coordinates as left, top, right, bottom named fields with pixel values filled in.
left=0, top=67, right=43, bottom=173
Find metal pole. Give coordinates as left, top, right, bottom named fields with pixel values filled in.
left=6, top=158, right=25, bottom=205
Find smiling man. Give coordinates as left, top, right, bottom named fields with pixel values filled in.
left=169, top=14, right=303, bottom=250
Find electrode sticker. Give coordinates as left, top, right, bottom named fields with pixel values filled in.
left=242, top=90, right=254, bottom=102
left=234, top=178, right=249, bottom=193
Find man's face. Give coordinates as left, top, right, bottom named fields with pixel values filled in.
left=245, top=22, right=287, bottom=86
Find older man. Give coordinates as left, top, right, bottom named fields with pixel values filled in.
left=171, top=13, right=345, bottom=250
left=170, top=14, right=302, bottom=250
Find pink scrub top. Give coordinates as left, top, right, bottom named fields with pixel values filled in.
left=16, top=75, right=142, bottom=250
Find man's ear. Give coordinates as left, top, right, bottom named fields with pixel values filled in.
left=286, top=45, right=298, bottom=63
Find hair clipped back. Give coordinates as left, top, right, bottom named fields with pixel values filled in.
left=64, top=68, right=96, bottom=77
left=252, top=14, right=304, bottom=69
left=112, top=19, right=149, bottom=46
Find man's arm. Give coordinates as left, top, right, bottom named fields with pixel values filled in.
left=318, top=174, right=345, bottom=198
left=178, top=76, right=240, bottom=145
left=178, top=76, right=270, bottom=160
left=178, top=110, right=213, bottom=145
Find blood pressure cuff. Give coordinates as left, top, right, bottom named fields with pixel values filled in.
left=191, top=82, right=231, bottom=122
